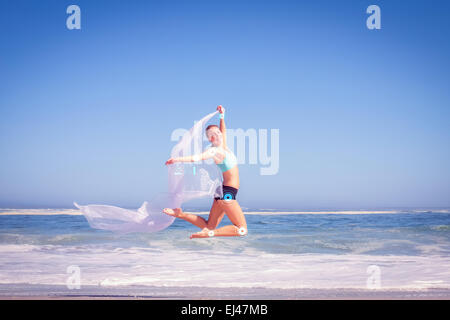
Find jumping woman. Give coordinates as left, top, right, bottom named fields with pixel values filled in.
left=163, top=105, right=247, bottom=239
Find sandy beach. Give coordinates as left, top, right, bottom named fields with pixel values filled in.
left=1, top=284, right=449, bottom=300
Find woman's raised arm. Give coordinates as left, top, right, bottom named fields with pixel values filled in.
left=217, top=105, right=227, bottom=148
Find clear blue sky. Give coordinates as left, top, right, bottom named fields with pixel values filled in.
left=1, top=0, right=449, bottom=209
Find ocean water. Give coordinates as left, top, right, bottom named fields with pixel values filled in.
left=0, top=209, right=449, bottom=297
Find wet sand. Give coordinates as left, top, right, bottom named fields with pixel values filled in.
left=0, top=284, right=449, bottom=300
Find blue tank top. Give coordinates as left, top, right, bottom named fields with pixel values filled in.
left=217, top=149, right=237, bottom=172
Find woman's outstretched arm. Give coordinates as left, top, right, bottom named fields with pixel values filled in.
left=165, top=149, right=215, bottom=165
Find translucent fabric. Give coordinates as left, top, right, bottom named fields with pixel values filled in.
left=74, top=111, right=223, bottom=233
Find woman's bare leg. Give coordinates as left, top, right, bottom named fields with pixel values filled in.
left=163, top=199, right=224, bottom=230
left=163, top=208, right=206, bottom=229
left=206, top=200, right=226, bottom=229
left=188, top=200, right=227, bottom=238
left=190, top=200, right=247, bottom=238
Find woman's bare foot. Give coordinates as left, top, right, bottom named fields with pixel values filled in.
left=190, top=228, right=214, bottom=239
left=163, top=208, right=183, bottom=218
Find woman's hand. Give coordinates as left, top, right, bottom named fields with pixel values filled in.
left=165, top=158, right=177, bottom=165
left=217, top=105, right=225, bottom=114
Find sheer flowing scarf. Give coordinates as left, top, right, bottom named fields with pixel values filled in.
left=74, top=111, right=223, bottom=233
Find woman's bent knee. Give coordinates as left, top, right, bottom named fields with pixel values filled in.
left=236, top=225, right=248, bottom=236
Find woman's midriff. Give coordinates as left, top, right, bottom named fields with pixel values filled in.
left=222, top=166, right=240, bottom=189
